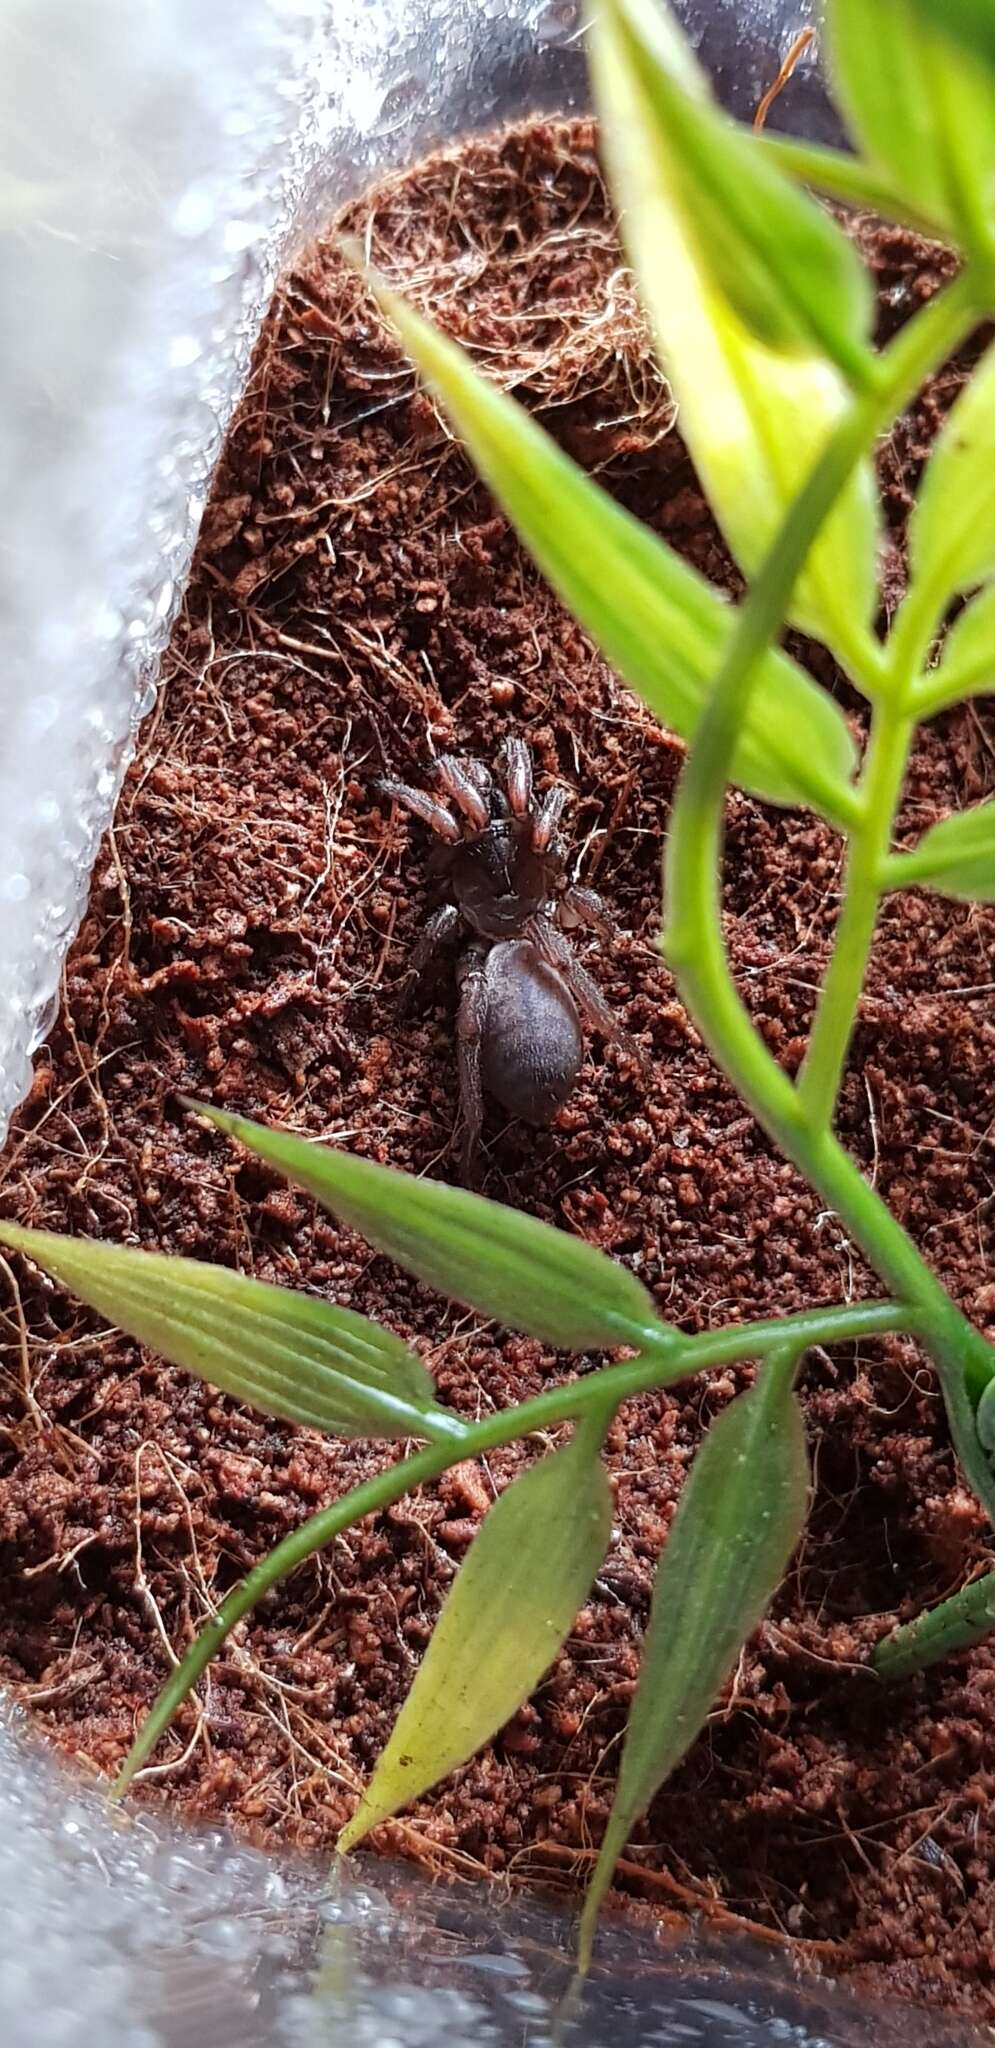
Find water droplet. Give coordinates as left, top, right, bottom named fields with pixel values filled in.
left=90, top=601, right=123, bottom=643
left=379, top=74, right=424, bottom=125
left=222, top=107, right=254, bottom=139
left=172, top=178, right=218, bottom=238
left=533, top=0, right=581, bottom=45
left=26, top=694, right=58, bottom=736
left=223, top=216, right=263, bottom=254
left=168, top=333, right=202, bottom=369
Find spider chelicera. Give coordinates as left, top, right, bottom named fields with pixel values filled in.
left=379, top=737, right=649, bottom=1179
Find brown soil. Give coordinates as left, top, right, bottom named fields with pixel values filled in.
left=2, top=118, right=995, bottom=2024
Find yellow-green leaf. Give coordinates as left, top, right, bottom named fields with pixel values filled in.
left=357, top=278, right=859, bottom=823
left=910, top=340, right=995, bottom=611
left=339, top=1428, right=613, bottom=1849
left=194, top=1106, right=672, bottom=1354
left=829, top=0, right=995, bottom=255
left=883, top=802, right=995, bottom=902
left=0, top=1222, right=459, bottom=1443
left=589, top=0, right=880, bottom=667
left=595, top=0, right=873, bottom=379
left=579, top=1345, right=809, bottom=1966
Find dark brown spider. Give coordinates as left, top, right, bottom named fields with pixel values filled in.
left=379, top=737, right=649, bottom=1179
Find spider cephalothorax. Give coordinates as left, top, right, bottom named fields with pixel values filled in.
left=379, top=738, right=648, bottom=1178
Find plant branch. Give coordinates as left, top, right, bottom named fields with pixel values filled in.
left=798, top=518, right=963, bottom=1131
left=113, top=1294, right=911, bottom=1792
left=663, top=268, right=995, bottom=1521
left=798, top=696, right=914, bottom=1128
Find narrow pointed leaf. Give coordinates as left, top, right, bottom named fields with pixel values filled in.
left=358, top=280, right=858, bottom=823
left=884, top=802, right=995, bottom=902
left=760, top=133, right=947, bottom=241
left=589, top=0, right=880, bottom=664
left=910, top=0, right=995, bottom=68
left=910, top=341, right=995, bottom=610
left=976, top=1376, right=995, bottom=1460
left=339, top=1429, right=613, bottom=1849
left=921, top=580, right=995, bottom=713
left=829, top=0, right=995, bottom=255
left=599, top=0, right=873, bottom=380
left=0, top=1222, right=459, bottom=1443
left=579, top=1345, right=809, bottom=1966
left=195, top=1106, right=672, bottom=1354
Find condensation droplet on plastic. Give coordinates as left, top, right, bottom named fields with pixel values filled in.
left=168, top=333, right=202, bottom=369
left=378, top=73, right=425, bottom=126
left=221, top=106, right=253, bottom=139
left=172, top=179, right=218, bottom=238
left=90, top=600, right=123, bottom=643
left=532, top=0, right=582, bottom=45
left=26, top=694, right=59, bottom=737
left=223, top=216, right=263, bottom=254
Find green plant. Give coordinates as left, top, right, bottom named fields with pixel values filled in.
left=4, top=0, right=995, bottom=1965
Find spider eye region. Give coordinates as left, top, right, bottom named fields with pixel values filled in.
left=449, top=819, right=548, bottom=937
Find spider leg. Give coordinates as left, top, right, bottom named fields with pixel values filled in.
left=379, top=779, right=461, bottom=844
left=456, top=942, right=490, bottom=1182
left=496, top=735, right=533, bottom=818
left=435, top=755, right=490, bottom=833
left=559, top=883, right=615, bottom=942
left=398, top=902, right=461, bottom=1015
left=462, top=757, right=495, bottom=803
left=531, top=782, right=568, bottom=854
left=531, top=916, right=652, bottom=1079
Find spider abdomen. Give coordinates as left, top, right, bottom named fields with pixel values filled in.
left=479, top=940, right=583, bottom=1127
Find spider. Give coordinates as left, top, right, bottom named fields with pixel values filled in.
left=378, top=737, right=649, bottom=1179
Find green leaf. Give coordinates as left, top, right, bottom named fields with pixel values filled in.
left=760, top=133, right=948, bottom=242
left=338, top=1425, right=613, bottom=1850
left=920, top=581, right=995, bottom=713
left=883, top=802, right=995, bottom=902
left=909, top=0, right=995, bottom=68
left=357, top=279, right=859, bottom=824
left=194, top=1106, right=672, bottom=1354
left=588, top=0, right=881, bottom=667
left=595, top=0, right=873, bottom=381
left=828, top=0, right=995, bottom=255
left=977, top=1376, right=995, bottom=1461
left=578, top=1344, right=809, bottom=1967
left=0, top=1222, right=460, bottom=1444
left=910, top=340, right=995, bottom=612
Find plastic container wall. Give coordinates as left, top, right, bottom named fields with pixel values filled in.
left=5, top=4, right=970, bottom=2045
left=0, top=0, right=829, bottom=1143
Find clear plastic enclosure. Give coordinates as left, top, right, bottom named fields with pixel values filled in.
left=0, top=2, right=984, bottom=2042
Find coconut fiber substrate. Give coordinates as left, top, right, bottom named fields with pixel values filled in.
left=2, top=119, right=995, bottom=2024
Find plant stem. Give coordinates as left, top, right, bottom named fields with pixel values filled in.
left=113, top=1294, right=911, bottom=1792
left=664, top=268, right=995, bottom=1530
left=874, top=1568, right=995, bottom=1681
left=799, top=521, right=960, bottom=1130
left=798, top=697, right=914, bottom=1128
